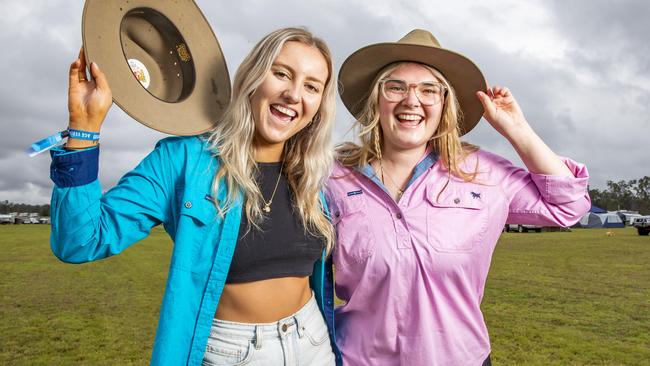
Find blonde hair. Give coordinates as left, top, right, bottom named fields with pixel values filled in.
left=207, top=27, right=335, bottom=252
left=337, top=62, right=479, bottom=186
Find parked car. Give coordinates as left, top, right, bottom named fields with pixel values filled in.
left=0, top=214, right=15, bottom=224
left=632, top=216, right=650, bottom=236
left=15, top=213, right=31, bottom=224
left=505, top=224, right=543, bottom=233
left=618, top=212, right=642, bottom=226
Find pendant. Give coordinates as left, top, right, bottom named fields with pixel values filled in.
left=263, top=205, right=271, bottom=213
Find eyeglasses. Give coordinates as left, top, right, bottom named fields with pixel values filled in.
left=379, top=79, right=447, bottom=106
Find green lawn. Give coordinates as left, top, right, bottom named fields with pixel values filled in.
left=484, top=229, right=650, bottom=365
left=1, top=226, right=648, bottom=365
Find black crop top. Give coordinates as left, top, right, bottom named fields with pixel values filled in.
left=226, top=162, right=325, bottom=284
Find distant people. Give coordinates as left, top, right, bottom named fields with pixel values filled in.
left=326, top=29, right=590, bottom=365
left=50, top=26, right=338, bottom=365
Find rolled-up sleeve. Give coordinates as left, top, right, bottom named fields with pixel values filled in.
left=529, top=157, right=590, bottom=205
left=496, top=154, right=591, bottom=227
left=50, top=147, right=99, bottom=187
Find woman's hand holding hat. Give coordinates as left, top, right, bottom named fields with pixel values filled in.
left=476, top=85, right=528, bottom=139
left=476, top=86, right=572, bottom=176
left=67, top=48, right=112, bottom=148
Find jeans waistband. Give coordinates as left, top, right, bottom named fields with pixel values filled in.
left=210, top=292, right=320, bottom=340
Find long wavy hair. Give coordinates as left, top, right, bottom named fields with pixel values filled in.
left=337, top=62, right=479, bottom=189
left=207, top=27, right=335, bottom=252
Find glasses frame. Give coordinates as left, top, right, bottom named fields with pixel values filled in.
left=379, top=78, right=448, bottom=106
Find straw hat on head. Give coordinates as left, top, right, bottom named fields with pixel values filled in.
left=82, top=0, right=231, bottom=135
left=338, top=29, right=487, bottom=135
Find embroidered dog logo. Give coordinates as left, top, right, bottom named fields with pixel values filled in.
left=471, top=191, right=481, bottom=199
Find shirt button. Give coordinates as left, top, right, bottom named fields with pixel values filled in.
left=453, top=198, right=460, bottom=204
left=334, top=211, right=340, bottom=218
left=396, top=213, right=403, bottom=219
left=281, top=323, right=288, bottom=332
left=184, top=201, right=192, bottom=209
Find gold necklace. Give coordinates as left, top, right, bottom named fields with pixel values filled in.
left=379, top=159, right=405, bottom=200
left=261, top=158, right=285, bottom=213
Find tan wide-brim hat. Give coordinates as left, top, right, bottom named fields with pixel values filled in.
left=339, top=29, right=487, bottom=135
left=82, top=0, right=231, bottom=135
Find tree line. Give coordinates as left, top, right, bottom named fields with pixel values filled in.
left=0, top=201, right=50, bottom=216
left=589, top=176, right=650, bottom=215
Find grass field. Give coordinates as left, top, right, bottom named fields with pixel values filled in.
left=1, top=226, right=649, bottom=365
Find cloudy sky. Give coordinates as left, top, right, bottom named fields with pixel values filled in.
left=1, top=0, right=648, bottom=204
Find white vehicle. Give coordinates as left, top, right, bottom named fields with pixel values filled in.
left=623, top=213, right=643, bottom=226
left=15, top=213, right=31, bottom=224
left=632, top=216, right=650, bottom=236
left=0, top=214, right=15, bottom=224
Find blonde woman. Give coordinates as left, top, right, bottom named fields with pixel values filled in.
left=326, top=29, right=591, bottom=365
left=50, top=28, right=339, bottom=365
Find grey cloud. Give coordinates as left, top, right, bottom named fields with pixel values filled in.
left=546, top=0, right=650, bottom=92
left=547, top=0, right=650, bottom=57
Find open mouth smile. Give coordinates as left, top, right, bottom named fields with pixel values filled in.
left=395, top=113, right=424, bottom=128
left=270, top=104, right=298, bottom=123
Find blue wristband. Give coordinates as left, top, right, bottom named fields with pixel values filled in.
left=27, top=128, right=100, bottom=157
left=67, top=128, right=100, bottom=141
left=26, top=130, right=68, bottom=157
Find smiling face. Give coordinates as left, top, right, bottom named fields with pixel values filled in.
left=250, top=41, right=329, bottom=160
left=378, top=63, right=444, bottom=155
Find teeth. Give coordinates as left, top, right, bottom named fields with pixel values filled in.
left=271, top=104, right=297, bottom=117
left=397, top=114, right=422, bottom=121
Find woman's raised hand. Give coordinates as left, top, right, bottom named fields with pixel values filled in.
left=67, top=48, right=112, bottom=147
left=476, top=85, right=573, bottom=176
left=476, top=86, right=528, bottom=139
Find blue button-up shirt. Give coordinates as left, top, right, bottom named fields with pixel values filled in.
left=49, top=136, right=340, bottom=365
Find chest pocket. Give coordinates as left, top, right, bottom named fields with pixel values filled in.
left=173, top=186, right=220, bottom=272
left=178, top=186, right=219, bottom=226
left=425, top=184, right=488, bottom=253
left=331, top=193, right=375, bottom=269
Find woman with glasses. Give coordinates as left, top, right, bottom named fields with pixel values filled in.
left=325, top=29, right=590, bottom=365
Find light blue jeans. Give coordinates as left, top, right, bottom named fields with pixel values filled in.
left=203, top=294, right=335, bottom=366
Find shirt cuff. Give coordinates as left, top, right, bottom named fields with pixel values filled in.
left=50, top=146, right=99, bottom=187
left=530, top=157, right=589, bottom=205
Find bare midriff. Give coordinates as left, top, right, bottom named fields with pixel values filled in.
left=215, top=276, right=312, bottom=323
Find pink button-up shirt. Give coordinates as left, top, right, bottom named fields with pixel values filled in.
left=325, top=149, right=590, bottom=366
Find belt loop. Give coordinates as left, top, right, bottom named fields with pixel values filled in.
left=294, top=315, right=305, bottom=338
left=254, top=325, right=262, bottom=350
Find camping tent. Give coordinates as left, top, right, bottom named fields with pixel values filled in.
left=578, top=212, right=625, bottom=228
left=589, top=205, right=607, bottom=214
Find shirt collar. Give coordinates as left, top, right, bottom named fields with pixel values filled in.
left=356, top=148, right=439, bottom=192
